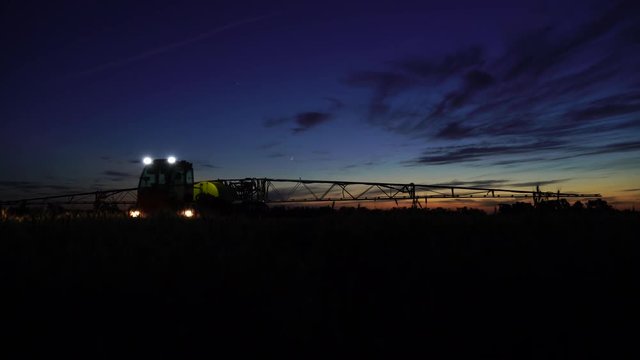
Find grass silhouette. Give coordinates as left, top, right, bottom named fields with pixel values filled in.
left=1, top=208, right=637, bottom=358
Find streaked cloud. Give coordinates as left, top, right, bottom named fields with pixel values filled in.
left=264, top=111, right=334, bottom=134
left=343, top=1, right=640, bottom=167
left=292, top=112, right=332, bottom=133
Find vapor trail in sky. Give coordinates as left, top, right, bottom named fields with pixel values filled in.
left=76, top=13, right=277, bottom=76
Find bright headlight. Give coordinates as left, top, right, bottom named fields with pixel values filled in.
left=143, top=157, right=152, bottom=165
left=167, top=156, right=176, bottom=164
left=129, top=210, right=141, bottom=218
left=181, top=209, right=194, bottom=218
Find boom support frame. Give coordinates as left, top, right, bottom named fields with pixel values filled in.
left=0, top=179, right=601, bottom=210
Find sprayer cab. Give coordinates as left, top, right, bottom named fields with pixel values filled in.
left=135, top=158, right=194, bottom=216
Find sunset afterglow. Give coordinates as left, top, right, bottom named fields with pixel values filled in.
left=1, top=1, right=638, bottom=209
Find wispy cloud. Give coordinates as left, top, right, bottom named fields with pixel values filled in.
left=578, top=140, right=640, bottom=157
left=430, top=179, right=510, bottom=187
left=343, top=1, right=640, bottom=167
left=0, top=180, right=75, bottom=193
left=199, top=164, right=220, bottom=169
left=292, top=112, right=332, bottom=133
left=102, top=170, right=135, bottom=182
left=420, top=178, right=570, bottom=189
left=396, top=46, right=485, bottom=80
left=409, top=138, right=640, bottom=166
left=409, top=140, right=565, bottom=165
left=508, top=179, right=571, bottom=188
left=102, top=170, right=132, bottom=177
left=341, top=161, right=380, bottom=170
left=344, top=71, right=415, bottom=118
left=263, top=111, right=334, bottom=134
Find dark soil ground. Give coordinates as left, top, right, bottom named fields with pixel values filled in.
left=1, top=208, right=638, bottom=358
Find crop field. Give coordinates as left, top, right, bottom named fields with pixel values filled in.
left=2, top=208, right=638, bottom=358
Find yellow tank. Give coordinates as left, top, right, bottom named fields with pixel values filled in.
left=193, top=181, right=235, bottom=203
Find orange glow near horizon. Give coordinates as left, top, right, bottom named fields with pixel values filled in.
left=277, top=194, right=637, bottom=212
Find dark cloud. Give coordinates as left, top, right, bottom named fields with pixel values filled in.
left=292, top=112, right=332, bottom=133
left=486, top=140, right=640, bottom=166
left=266, top=94, right=342, bottom=134
left=102, top=171, right=135, bottom=183
left=199, top=164, right=219, bottom=169
left=0, top=180, right=75, bottom=193
left=266, top=109, right=334, bottom=134
left=508, top=179, right=571, bottom=188
left=346, top=48, right=490, bottom=123
left=342, top=1, right=640, bottom=167
left=622, top=188, right=640, bottom=192
left=102, top=170, right=132, bottom=178
left=464, top=70, right=494, bottom=90
left=430, top=179, right=510, bottom=188
left=0, top=181, right=34, bottom=188
left=396, top=47, right=485, bottom=79
left=128, top=159, right=141, bottom=164
left=344, top=71, right=414, bottom=116
left=431, top=70, right=496, bottom=116
left=428, top=70, right=495, bottom=116
left=481, top=119, right=534, bottom=137
left=566, top=102, right=640, bottom=123
left=436, top=122, right=475, bottom=139
left=490, top=157, right=548, bottom=166
left=341, top=161, right=377, bottom=170
left=501, top=1, right=633, bottom=81
left=580, top=140, right=640, bottom=156
left=410, top=141, right=564, bottom=165
left=345, top=71, right=412, bottom=91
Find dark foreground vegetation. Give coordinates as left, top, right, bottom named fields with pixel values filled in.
left=1, top=207, right=638, bottom=358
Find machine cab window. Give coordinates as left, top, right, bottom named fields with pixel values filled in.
left=137, top=159, right=195, bottom=211
left=139, top=167, right=157, bottom=188
left=186, top=169, right=193, bottom=185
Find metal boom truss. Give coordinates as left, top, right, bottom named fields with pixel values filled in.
left=0, top=188, right=137, bottom=210
left=0, top=179, right=601, bottom=209
left=215, top=178, right=601, bottom=208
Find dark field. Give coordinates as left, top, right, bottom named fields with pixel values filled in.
left=2, top=209, right=638, bottom=358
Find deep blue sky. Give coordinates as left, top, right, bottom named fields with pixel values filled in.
left=1, top=0, right=639, bottom=207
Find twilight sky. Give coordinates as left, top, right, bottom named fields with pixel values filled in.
left=1, top=0, right=639, bottom=208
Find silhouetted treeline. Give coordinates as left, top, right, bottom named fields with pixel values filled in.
left=498, top=198, right=619, bottom=214
left=2, top=198, right=632, bottom=222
